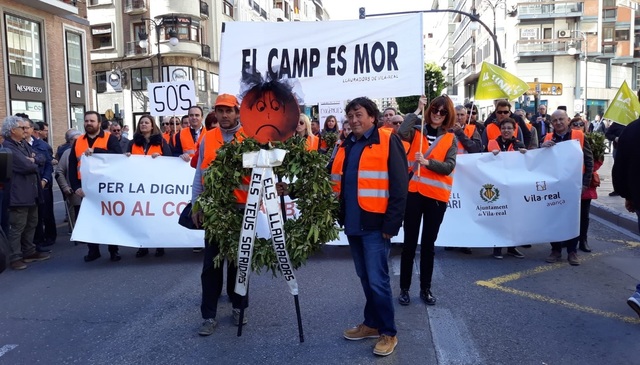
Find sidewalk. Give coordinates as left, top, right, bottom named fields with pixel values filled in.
left=590, top=153, right=639, bottom=233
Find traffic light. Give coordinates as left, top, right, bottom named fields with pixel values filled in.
left=359, top=7, right=365, bottom=19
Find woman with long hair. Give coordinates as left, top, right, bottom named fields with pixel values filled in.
left=295, top=113, right=319, bottom=151
left=396, top=95, right=457, bottom=306
left=319, top=115, right=339, bottom=154
left=125, top=115, right=172, bottom=258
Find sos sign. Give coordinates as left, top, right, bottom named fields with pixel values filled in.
left=147, top=81, right=197, bottom=117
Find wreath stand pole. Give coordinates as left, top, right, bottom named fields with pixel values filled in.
left=278, top=174, right=305, bottom=343
left=418, top=103, right=426, bottom=177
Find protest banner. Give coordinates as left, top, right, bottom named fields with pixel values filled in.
left=147, top=80, right=197, bottom=117
left=71, top=155, right=204, bottom=248
left=475, top=62, right=529, bottom=101
left=219, top=14, right=424, bottom=103
left=318, top=101, right=345, bottom=124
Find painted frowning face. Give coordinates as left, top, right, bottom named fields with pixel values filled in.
left=240, top=88, right=299, bottom=143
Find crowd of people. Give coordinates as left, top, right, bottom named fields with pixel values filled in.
left=0, top=90, right=637, bottom=358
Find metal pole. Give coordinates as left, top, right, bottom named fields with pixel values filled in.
left=583, top=32, right=588, bottom=119
left=156, top=25, right=162, bottom=82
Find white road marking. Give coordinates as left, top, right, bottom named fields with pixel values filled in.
left=390, top=256, right=419, bottom=276
left=0, top=345, right=18, bottom=357
left=428, top=308, right=484, bottom=365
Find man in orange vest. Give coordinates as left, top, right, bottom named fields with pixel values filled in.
left=330, top=97, right=408, bottom=357
left=191, top=94, right=248, bottom=337
left=541, top=109, right=593, bottom=266
left=481, top=100, right=531, bottom=150
left=68, top=111, right=123, bottom=262
left=174, top=106, right=205, bottom=161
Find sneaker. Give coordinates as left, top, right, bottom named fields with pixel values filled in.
left=398, top=289, right=410, bottom=306
left=545, top=251, right=561, bottom=263
left=373, top=334, right=398, bottom=356
left=232, top=308, right=248, bottom=326
left=343, top=323, right=380, bottom=340
left=627, top=292, right=640, bottom=318
left=23, top=252, right=50, bottom=263
left=420, top=289, right=436, bottom=305
left=10, top=260, right=27, bottom=270
left=198, top=318, right=217, bottom=336
left=568, top=252, right=580, bottom=266
left=193, top=247, right=203, bottom=253
left=507, top=247, right=525, bottom=259
left=492, top=248, right=503, bottom=259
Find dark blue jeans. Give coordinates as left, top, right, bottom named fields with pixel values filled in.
left=347, top=231, right=396, bottom=336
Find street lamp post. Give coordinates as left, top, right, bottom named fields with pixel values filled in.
left=138, top=17, right=179, bottom=82
left=483, top=0, right=506, bottom=67
left=568, top=31, right=587, bottom=118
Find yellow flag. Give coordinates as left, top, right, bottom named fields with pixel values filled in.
left=602, top=80, right=640, bottom=126
left=474, top=62, right=529, bottom=101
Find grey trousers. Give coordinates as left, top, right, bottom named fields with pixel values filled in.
left=8, top=205, right=38, bottom=262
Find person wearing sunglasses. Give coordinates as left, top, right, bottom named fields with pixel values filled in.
left=396, top=95, right=457, bottom=307
left=464, top=102, right=485, bottom=136
left=295, top=114, right=319, bottom=151
left=161, top=116, right=181, bottom=154
left=110, top=121, right=130, bottom=154
left=541, top=109, right=594, bottom=266
left=481, top=100, right=531, bottom=151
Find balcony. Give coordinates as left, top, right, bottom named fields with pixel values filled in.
left=518, top=1, right=583, bottom=20
left=515, top=38, right=579, bottom=57
left=124, top=0, right=146, bottom=14
left=200, top=1, right=209, bottom=20
left=201, top=44, right=211, bottom=59
left=125, top=41, right=147, bottom=57
left=30, top=0, right=79, bottom=16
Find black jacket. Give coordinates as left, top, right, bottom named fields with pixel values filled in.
left=68, top=130, right=122, bottom=191
left=482, top=112, right=532, bottom=149
left=605, top=122, right=625, bottom=150
left=612, top=119, right=640, bottom=209
left=531, top=113, right=551, bottom=142
left=3, top=138, right=40, bottom=207
left=328, top=127, right=408, bottom=236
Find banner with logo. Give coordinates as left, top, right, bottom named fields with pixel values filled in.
left=474, top=62, right=529, bottom=101
left=219, top=14, right=424, bottom=104
left=325, top=140, right=583, bottom=247
left=602, top=80, right=640, bottom=126
left=72, top=154, right=204, bottom=248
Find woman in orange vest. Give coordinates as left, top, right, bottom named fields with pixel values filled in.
left=486, top=118, right=527, bottom=260
left=319, top=115, right=339, bottom=153
left=295, top=114, right=319, bottom=151
left=125, top=115, right=172, bottom=258
left=396, top=95, right=457, bottom=307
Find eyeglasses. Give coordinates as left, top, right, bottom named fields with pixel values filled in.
left=496, top=110, right=510, bottom=115
left=14, top=126, right=28, bottom=130
left=162, top=123, right=170, bottom=126
left=431, top=108, right=448, bottom=116
left=112, top=129, right=121, bottom=132
left=298, top=121, right=305, bottom=125
left=571, top=122, right=585, bottom=127
left=391, top=121, right=402, bottom=125
left=500, top=126, right=514, bottom=130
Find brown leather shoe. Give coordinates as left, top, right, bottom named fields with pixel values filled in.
left=373, top=334, right=398, bottom=356
left=343, top=324, right=379, bottom=340
left=23, top=252, right=50, bottom=263
left=545, top=251, right=561, bottom=263
left=568, top=252, right=580, bottom=266
left=10, top=260, right=27, bottom=270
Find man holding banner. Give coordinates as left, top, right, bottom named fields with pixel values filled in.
left=330, top=97, right=408, bottom=357
left=192, top=94, right=248, bottom=336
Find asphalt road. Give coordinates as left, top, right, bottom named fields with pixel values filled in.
left=1, top=188, right=639, bottom=364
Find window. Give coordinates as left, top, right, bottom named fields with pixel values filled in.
left=603, top=9, right=616, bottom=19
left=163, top=17, right=199, bottom=42
left=197, top=69, right=207, bottom=92
left=603, top=0, right=616, bottom=6
left=96, top=71, right=107, bottom=93
left=223, top=0, right=234, bottom=17
left=88, top=0, right=113, bottom=5
left=615, top=29, right=630, bottom=41
left=66, top=32, right=83, bottom=84
left=210, top=72, right=219, bottom=93
left=602, top=44, right=616, bottom=54
left=91, top=24, right=113, bottom=49
left=5, top=14, right=42, bottom=78
left=131, top=68, right=153, bottom=91
left=603, top=27, right=614, bottom=42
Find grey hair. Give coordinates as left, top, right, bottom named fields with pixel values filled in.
left=65, top=128, right=82, bottom=143
left=1, top=116, right=24, bottom=138
left=454, top=105, right=467, bottom=113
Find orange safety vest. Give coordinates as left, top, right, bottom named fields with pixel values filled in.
left=487, top=138, right=516, bottom=152
left=409, top=133, right=455, bottom=202
left=405, top=129, right=429, bottom=171
left=543, top=129, right=585, bottom=172
left=200, top=126, right=249, bottom=204
left=456, top=124, right=477, bottom=154
left=74, top=132, right=110, bottom=179
left=179, top=127, right=205, bottom=157
left=330, top=128, right=392, bottom=214
left=131, top=141, right=163, bottom=156
left=306, top=134, right=319, bottom=151
left=486, top=122, right=519, bottom=142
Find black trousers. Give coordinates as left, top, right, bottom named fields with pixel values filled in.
left=34, top=185, right=57, bottom=245
left=200, top=238, right=247, bottom=320
left=73, top=205, right=117, bottom=254
left=400, top=192, right=448, bottom=291
left=579, top=198, right=592, bottom=243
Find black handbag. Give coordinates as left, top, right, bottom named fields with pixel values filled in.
left=178, top=202, right=202, bottom=230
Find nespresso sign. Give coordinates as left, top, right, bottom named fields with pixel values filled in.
left=16, top=84, right=43, bottom=94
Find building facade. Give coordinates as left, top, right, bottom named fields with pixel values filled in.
left=442, top=0, right=640, bottom=120
left=0, top=0, right=91, bottom=148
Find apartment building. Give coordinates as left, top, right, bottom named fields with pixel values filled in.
left=0, top=0, right=91, bottom=147
left=442, top=0, right=640, bottom=120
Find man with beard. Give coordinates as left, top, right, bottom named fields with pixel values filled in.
left=69, top=111, right=123, bottom=262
